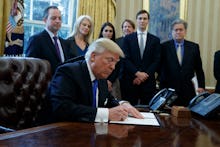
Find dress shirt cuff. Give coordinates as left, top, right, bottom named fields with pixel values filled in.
left=119, top=100, right=130, bottom=105
left=95, top=108, right=109, bottom=123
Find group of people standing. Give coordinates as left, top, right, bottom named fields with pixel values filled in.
left=24, top=6, right=218, bottom=124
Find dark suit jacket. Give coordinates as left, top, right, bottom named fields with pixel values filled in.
left=25, top=30, right=72, bottom=75
left=122, top=32, right=161, bottom=93
left=116, top=36, right=124, bottom=49
left=48, top=60, right=119, bottom=122
left=214, top=50, right=220, bottom=93
left=160, top=39, right=205, bottom=105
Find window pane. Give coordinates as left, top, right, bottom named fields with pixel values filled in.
left=23, top=23, right=45, bottom=49
left=33, top=0, right=50, bottom=20
left=24, top=0, right=30, bottom=19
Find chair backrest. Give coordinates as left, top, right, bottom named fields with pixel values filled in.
left=0, top=57, right=51, bottom=130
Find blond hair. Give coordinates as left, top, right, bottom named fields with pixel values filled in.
left=85, top=38, right=124, bottom=60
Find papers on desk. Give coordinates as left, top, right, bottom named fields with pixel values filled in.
left=110, top=112, right=160, bottom=126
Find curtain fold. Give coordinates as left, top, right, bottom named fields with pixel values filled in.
left=0, top=0, right=12, bottom=56
left=78, top=0, right=116, bottom=41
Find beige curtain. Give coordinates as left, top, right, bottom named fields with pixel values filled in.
left=78, top=0, right=116, bottom=41
left=0, top=0, right=12, bottom=56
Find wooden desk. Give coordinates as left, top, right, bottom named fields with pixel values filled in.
left=0, top=115, right=220, bottom=147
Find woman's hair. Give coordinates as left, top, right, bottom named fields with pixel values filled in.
left=68, top=15, right=94, bottom=42
left=98, top=22, right=116, bottom=42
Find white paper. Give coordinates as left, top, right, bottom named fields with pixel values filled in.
left=110, top=112, right=160, bottom=126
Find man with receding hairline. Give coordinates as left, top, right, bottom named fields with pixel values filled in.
left=25, top=6, right=73, bottom=75
left=160, top=19, right=205, bottom=106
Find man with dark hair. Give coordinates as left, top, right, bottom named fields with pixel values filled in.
left=25, top=6, right=73, bottom=75
left=116, top=19, right=135, bottom=48
left=120, top=10, right=161, bottom=105
left=160, top=19, right=205, bottom=106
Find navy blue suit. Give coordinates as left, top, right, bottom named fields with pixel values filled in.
left=120, top=32, right=161, bottom=105
left=214, top=50, right=220, bottom=93
left=48, top=60, right=119, bottom=122
left=25, top=30, right=74, bottom=75
left=160, top=39, right=205, bottom=106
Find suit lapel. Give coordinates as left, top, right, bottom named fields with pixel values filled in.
left=143, top=33, right=150, bottom=56
left=81, top=61, right=108, bottom=107
left=42, top=30, right=62, bottom=61
left=170, top=40, right=181, bottom=67
left=81, top=61, right=94, bottom=106
left=181, top=40, right=189, bottom=67
left=97, top=80, right=108, bottom=107
left=133, top=33, right=142, bottom=61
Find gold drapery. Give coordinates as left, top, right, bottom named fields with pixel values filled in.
left=78, top=0, right=116, bottom=41
left=0, top=0, right=12, bottom=56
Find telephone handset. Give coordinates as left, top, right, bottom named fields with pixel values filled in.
left=188, top=92, right=220, bottom=118
left=149, top=88, right=177, bottom=110
left=188, top=92, right=210, bottom=108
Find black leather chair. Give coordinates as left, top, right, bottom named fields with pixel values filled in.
left=0, top=57, right=51, bottom=132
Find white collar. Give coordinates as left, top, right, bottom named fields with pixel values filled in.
left=45, top=28, right=58, bottom=38
left=137, top=29, right=147, bottom=35
left=86, top=59, right=96, bottom=82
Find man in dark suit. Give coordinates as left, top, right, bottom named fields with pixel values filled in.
left=47, top=38, right=143, bottom=122
left=25, top=6, right=74, bottom=75
left=160, top=19, right=205, bottom=106
left=116, top=19, right=135, bottom=49
left=214, top=50, right=220, bottom=93
left=120, top=10, right=161, bottom=105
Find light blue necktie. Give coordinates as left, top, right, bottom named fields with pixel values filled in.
left=92, top=80, right=98, bottom=107
left=177, top=44, right=182, bottom=64
left=139, top=33, right=145, bottom=58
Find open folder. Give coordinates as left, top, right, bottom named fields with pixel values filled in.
left=110, top=112, right=160, bottom=126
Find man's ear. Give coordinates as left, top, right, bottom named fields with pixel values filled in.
left=90, top=52, right=96, bottom=62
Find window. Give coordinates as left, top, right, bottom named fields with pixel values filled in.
left=23, top=0, right=78, bottom=52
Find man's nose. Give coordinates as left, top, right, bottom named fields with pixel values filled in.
left=109, top=63, right=116, bottom=70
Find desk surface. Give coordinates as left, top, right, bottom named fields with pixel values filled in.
left=0, top=115, right=220, bottom=147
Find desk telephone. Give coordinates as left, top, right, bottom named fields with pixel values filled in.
left=188, top=92, right=220, bottom=118
left=149, top=88, right=177, bottom=110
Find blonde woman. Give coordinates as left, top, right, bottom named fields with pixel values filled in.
left=67, top=15, right=93, bottom=57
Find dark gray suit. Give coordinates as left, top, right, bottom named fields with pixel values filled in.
left=160, top=39, right=205, bottom=106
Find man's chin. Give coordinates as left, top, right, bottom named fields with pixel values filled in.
left=100, top=74, right=111, bottom=79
